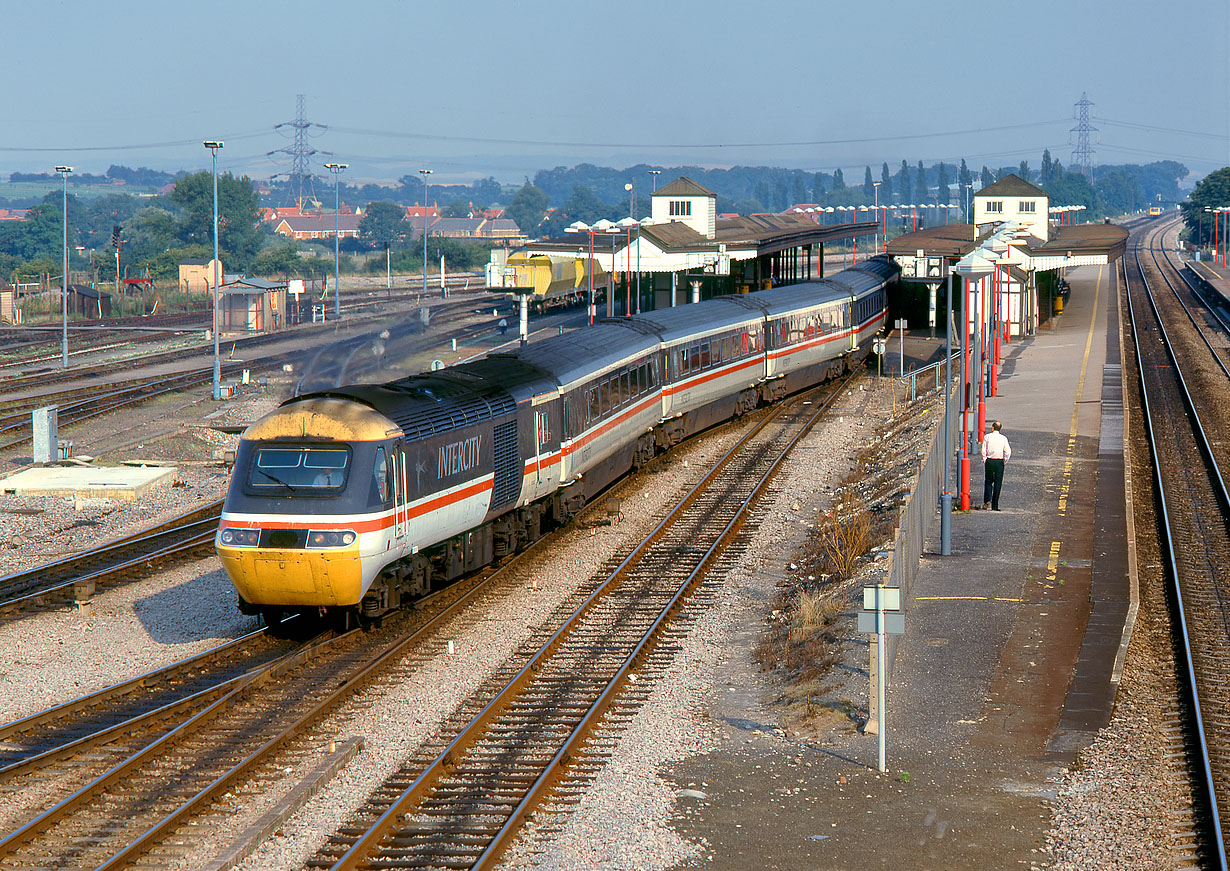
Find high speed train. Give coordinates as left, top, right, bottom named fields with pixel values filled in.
left=215, top=257, right=896, bottom=622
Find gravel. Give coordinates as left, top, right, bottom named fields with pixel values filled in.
left=0, top=362, right=1185, bottom=870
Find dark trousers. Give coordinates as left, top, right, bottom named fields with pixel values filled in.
left=983, top=458, right=1005, bottom=509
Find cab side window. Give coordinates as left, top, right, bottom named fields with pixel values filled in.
left=373, top=446, right=390, bottom=503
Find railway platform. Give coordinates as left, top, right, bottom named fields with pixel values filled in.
left=671, top=262, right=1131, bottom=868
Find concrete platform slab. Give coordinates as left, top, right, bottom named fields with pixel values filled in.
left=0, top=464, right=177, bottom=500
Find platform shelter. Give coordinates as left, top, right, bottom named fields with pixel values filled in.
left=887, top=174, right=1127, bottom=338
left=219, top=276, right=288, bottom=333
left=488, top=177, right=877, bottom=316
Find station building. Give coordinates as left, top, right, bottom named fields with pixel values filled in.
left=487, top=177, right=877, bottom=314
left=887, top=174, right=1127, bottom=337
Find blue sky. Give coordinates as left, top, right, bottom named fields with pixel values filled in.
left=3, top=0, right=1226, bottom=187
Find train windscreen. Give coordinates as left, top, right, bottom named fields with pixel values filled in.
left=249, top=446, right=350, bottom=491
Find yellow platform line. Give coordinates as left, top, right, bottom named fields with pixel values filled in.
left=916, top=596, right=1023, bottom=602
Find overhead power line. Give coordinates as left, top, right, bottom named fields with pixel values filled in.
left=328, top=119, right=1071, bottom=151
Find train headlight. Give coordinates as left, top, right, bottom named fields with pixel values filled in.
left=306, top=530, right=357, bottom=548
left=220, top=528, right=260, bottom=547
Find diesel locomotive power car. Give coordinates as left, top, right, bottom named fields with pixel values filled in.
left=216, top=258, right=896, bottom=621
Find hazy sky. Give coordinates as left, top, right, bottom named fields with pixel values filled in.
left=4, top=0, right=1226, bottom=188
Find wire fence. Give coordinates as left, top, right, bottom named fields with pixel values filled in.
left=879, top=371, right=961, bottom=684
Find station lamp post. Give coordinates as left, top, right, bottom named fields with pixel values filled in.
left=649, top=169, right=660, bottom=192
left=419, top=169, right=432, bottom=298
left=55, top=166, right=73, bottom=368
left=203, top=142, right=223, bottom=398
left=564, top=221, right=600, bottom=325
left=952, top=253, right=994, bottom=512
left=964, top=183, right=973, bottom=224
left=872, top=182, right=881, bottom=255
left=324, top=162, right=347, bottom=319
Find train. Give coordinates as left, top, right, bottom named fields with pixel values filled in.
left=215, top=257, right=897, bottom=622
left=1148, top=205, right=1164, bottom=217
left=487, top=249, right=606, bottom=311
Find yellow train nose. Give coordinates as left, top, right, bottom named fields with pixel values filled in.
left=217, top=547, right=363, bottom=608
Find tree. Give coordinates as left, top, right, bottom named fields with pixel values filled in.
left=506, top=183, right=548, bottom=237
left=249, top=242, right=309, bottom=277
left=1018, top=160, right=1031, bottom=182
left=917, top=161, right=927, bottom=201
left=123, top=206, right=178, bottom=268
left=170, top=171, right=263, bottom=269
left=812, top=172, right=825, bottom=201
left=958, top=159, right=972, bottom=190
left=937, top=163, right=950, bottom=206
left=1040, top=150, right=1055, bottom=186
left=981, top=166, right=995, bottom=188
left=1043, top=170, right=1096, bottom=217
left=0, top=202, right=67, bottom=261
left=879, top=163, right=892, bottom=203
left=1180, top=167, right=1230, bottom=248
left=898, top=160, right=911, bottom=204
left=563, top=185, right=613, bottom=225
left=791, top=175, right=808, bottom=206
left=360, top=201, right=407, bottom=259
left=863, top=166, right=874, bottom=199
left=832, top=168, right=846, bottom=191
left=468, top=177, right=502, bottom=208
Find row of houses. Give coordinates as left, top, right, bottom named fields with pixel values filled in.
left=263, top=203, right=523, bottom=244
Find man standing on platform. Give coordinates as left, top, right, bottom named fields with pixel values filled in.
left=980, top=420, right=1011, bottom=511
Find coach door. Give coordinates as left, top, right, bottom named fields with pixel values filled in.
left=393, top=441, right=408, bottom=541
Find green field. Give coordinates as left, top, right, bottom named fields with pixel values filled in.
left=0, top=180, right=162, bottom=203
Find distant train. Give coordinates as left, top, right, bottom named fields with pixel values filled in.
left=1149, top=205, right=1164, bottom=217
left=486, top=249, right=607, bottom=312
left=215, top=258, right=897, bottom=622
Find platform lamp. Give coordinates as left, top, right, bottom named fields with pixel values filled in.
left=872, top=182, right=881, bottom=255
left=589, top=219, right=620, bottom=318
left=419, top=169, right=432, bottom=298
left=55, top=166, right=72, bottom=368
left=952, top=252, right=995, bottom=512
left=648, top=169, right=660, bottom=193
left=203, top=142, right=223, bottom=398
left=324, top=162, right=347, bottom=319
left=565, top=221, right=599, bottom=325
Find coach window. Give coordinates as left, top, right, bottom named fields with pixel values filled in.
left=599, top=379, right=612, bottom=415
left=588, top=385, right=601, bottom=422
left=629, top=366, right=640, bottom=397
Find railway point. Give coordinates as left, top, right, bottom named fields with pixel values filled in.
left=671, top=261, right=1131, bottom=867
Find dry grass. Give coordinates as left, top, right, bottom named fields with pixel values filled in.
left=755, top=395, right=943, bottom=735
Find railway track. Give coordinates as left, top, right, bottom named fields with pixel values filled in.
left=1125, top=217, right=1230, bottom=867
left=0, top=293, right=516, bottom=454
left=0, top=363, right=850, bottom=869
left=0, top=527, right=553, bottom=871
left=0, top=500, right=222, bottom=621
left=309, top=377, right=849, bottom=871
left=0, top=624, right=312, bottom=784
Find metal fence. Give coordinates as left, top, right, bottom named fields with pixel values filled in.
left=879, top=367, right=961, bottom=683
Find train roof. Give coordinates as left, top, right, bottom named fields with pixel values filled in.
left=619, top=298, right=763, bottom=344
left=504, top=322, right=659, bottom=388
left=293, top=356, right=550, bottom=440
left=724, top=259, right=897, bottom=316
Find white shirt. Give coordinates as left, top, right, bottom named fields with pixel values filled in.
left=981, top=430, right=1011, bottom=462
